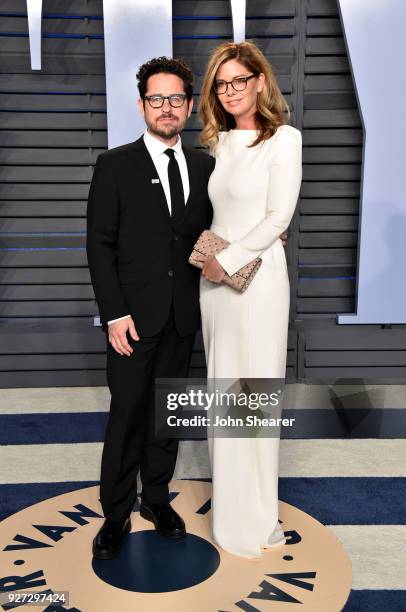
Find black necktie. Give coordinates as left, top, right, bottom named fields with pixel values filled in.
left=164, top=148, right=185, bottom=224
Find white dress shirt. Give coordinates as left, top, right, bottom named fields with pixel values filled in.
left=108, top=129, right=190, bottom=325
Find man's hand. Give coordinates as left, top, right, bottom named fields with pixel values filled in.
left=280, top=231, right=288, bottom=247
left=195, top=255, right=226, bottom=283
left=108, top=316, right=139, bottom=356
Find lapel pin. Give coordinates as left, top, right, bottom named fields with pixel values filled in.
left=151, top=178, right=160, bottom=184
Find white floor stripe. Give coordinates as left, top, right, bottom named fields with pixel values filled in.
left=0, top=439, right=404, bottom=484
left=0, top=387, right=111, bottom=414
left=0, top=443, right=103, bottom=484
left=328, top=525, right=406, bottom=589
left=175, top=439, right=406, bottom=479
left=280, top=439, right=406, bottom=478
left=1, top=385, right=405, bottom=414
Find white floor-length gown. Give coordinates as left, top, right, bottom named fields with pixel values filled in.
left=199, top=124, right=302, bottom=558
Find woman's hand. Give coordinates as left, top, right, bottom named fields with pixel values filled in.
left=194, top=254, right=226, bottom=283
left=194, top=230, right=287, bottom=283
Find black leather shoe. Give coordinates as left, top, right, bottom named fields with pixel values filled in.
left=92, top=516, right=131, bottom=560
left=140, top=501, right=186, bottom=539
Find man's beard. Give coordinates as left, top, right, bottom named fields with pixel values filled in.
left=148, top=114, right=186, bottom=141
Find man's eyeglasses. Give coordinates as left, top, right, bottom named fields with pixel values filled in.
left=214, top=74, right=257, bottom=95
left=144, top=94, right=187, bottom=108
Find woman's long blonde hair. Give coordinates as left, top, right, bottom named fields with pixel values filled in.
left=199, top=41, right=290, bottom=150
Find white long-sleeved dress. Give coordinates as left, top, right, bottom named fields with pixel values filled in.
left=199, top=124, right=302, bottom=558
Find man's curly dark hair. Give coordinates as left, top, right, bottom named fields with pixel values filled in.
left=136, top=57, right=194, bottom=101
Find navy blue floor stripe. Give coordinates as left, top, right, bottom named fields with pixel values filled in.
left=278, top=477, right=405, bottom=525
left=0, top=413, right=108, bottom=444
left=0, top=481, right=99, bottom=522
left=1, top=409, right=405, bottom=444
left=343, top=589, right=406, bottom=611
left=1, top=477, right=404, bottom=525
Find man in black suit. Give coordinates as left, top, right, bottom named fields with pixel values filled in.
left=86, top=57, right=214, bottom=559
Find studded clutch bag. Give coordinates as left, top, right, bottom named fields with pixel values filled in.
left=189, top=229, right=262, bottom=293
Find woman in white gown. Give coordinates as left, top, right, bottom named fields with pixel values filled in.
left=196, top=41, right=302, bottom=558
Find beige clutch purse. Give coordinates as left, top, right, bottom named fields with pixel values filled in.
left=189, top=229, right=262, bottom=293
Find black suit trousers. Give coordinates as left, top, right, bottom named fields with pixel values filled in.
left=99, top=301, right=196, bottom=522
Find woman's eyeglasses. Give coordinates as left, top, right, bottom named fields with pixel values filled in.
left=213, top=74, right=257, bottom=95
left=144, top=94, right=187, bottom=108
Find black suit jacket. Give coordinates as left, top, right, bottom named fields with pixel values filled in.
left=86, top=136, right=214, bottom=336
